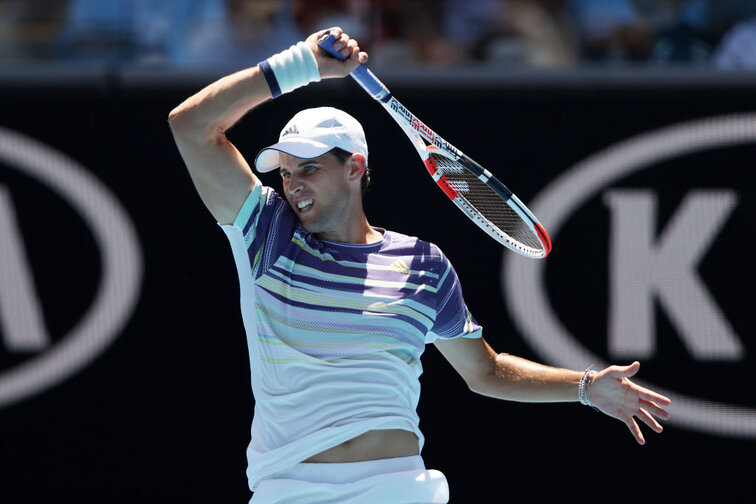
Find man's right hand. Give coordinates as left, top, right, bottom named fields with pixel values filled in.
left=305, top=27, right=368, bottom=79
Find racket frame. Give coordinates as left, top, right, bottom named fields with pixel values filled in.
left=317, top=32, right=551, bottom=258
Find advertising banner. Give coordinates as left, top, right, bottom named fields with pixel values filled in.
left=1, top=71, right=753, bottom=501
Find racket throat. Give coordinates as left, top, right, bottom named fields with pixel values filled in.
left=424, top=155, right=460, bottom=200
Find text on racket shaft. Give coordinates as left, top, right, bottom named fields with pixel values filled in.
left=389, top=99, right=461, bottom=157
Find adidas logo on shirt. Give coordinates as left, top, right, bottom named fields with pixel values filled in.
left=388, top=260, right=412, bottom=275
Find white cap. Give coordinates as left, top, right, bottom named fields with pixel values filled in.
left=254, top=107, right=368, bottom=173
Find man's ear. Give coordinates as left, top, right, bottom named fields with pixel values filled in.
left=346, top=153, right=367, bottom=183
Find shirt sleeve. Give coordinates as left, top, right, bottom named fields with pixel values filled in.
left=222, top=184, right=299, bottom=275
left=425, top=246, right=482, bottom=343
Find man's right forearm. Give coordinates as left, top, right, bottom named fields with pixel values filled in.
left=168, top=65, right=272, bottom=140
left=167, top=65, right=271, bottom=225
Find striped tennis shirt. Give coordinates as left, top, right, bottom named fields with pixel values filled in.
left=220, top=183, right=482, bottom=490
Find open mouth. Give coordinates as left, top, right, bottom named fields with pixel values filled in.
left=296, top=199, right=313, bottom=212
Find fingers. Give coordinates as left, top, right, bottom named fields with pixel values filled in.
left=621, top=396, right=668, bottom=445
left=355, top=47, right=368, bottom=64
left=617, top=403, right=663, bottom=445
left=626, top=417, right=646, bottom=445
left=332, top=31, right=353, bottom=59
left=593, top=361, right=671, bottom=444
left=637, top=407, right=664, bottom=433
left=340, top=34, right=368, bottom=65
left=639, top=386, right=672, bottom=407
left=310, top=27, right=368, bottom=77
left=319, top=27, right=367, bottom=60
left=629, top=384, right=670, bottom=433
left=630, top=380, right=672, bottom=425
left=641, top=397, right=671, bottom=421
left=607, top=360, right=640, bottom=379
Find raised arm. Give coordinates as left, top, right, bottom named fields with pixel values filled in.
left=434, top=337, right=671, bottom=444
left=168, top=65, right=268, bottom=225
left=167, top=27, right=367, bottom=224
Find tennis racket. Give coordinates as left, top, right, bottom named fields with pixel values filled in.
left=317, top=31, right=551, bottom=259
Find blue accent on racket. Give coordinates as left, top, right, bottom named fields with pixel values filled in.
left=317, top=32, right=391, bottom=102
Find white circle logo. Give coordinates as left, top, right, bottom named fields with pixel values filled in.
left=0, top=127, right=143, bottom=408
left=503, top=114, right=756, bottom=438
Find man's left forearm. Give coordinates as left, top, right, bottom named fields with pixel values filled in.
left=471, top=353, right=584, bottom=403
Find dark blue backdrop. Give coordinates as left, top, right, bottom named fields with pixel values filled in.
left=1, top=68, right=753, bottom=501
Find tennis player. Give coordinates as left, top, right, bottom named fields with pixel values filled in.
left=169, top=27, right=671, bottom=504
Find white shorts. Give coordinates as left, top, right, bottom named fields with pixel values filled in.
left=249, top=455, right=449, bottom=504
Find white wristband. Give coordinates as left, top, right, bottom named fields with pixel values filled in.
left=259, top=41, right=321, bottom=98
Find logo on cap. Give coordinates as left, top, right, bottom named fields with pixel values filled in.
left=282, top=125, right=299, bottom=137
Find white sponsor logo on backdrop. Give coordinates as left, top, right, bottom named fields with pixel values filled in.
left=0, top=127, right=143, bottom=408
left=503, top=114, right=755, bottom=438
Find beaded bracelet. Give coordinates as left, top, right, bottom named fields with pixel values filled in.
left=578, top=368, right=599, bottom=412
left=258, top=41, right=321, bottom=99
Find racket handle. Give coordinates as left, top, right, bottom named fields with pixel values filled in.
left=317, top=31, right=390, bottom=101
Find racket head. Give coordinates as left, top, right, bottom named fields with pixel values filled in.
left=376, top=94, right=552, bottom=258
left=423, top=149, right=551, bottom=258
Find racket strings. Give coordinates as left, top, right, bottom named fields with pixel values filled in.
left=433, top=155, right=544, bottom=253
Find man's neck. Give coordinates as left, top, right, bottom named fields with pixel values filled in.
left=317, top=224, right=382, bottom=244
left=316, top=210, right=381, bottom=244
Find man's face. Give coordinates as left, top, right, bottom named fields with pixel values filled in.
left=279, top=151, right=353, bottom=236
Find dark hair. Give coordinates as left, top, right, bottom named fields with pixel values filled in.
left=329, top=147, right=371, bottom=195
